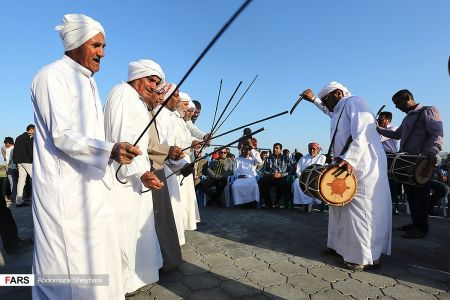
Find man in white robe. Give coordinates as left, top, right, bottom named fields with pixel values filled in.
left=173, top=92, right=201, bottom=230
left=31, top=14, right=142, bottom=299
left=301, top=81, right=392, bottom=271
left=232, top=144, right=262, bottom=205
left=154, top=84, right=187, bottom=245
left=104, top=59, right=165, bottom=293
left=292, top=142, right=327, bottom=212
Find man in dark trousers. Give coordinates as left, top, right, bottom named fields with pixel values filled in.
left=198, top=149, right=233, bottom=207
left=0, top=164, right=33, bottom=253
left=13, top=124, right=34, bottom=207
left=378, top=89, right=443, bottom=238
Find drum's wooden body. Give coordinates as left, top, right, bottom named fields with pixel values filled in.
left=385, top=152, right=432, bottom=185
left=299, top=164, right=357, bottom=206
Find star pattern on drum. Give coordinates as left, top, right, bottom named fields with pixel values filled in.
left=327, top=177, right=350, bottom=198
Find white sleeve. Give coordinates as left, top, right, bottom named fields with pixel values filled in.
left=31, top=69, right=113, bottom=170
left=186, top=121, right=206, bottom=140
left=312, top=97, right=332, bottom=117
left=104, top=86, right=150, bottom=178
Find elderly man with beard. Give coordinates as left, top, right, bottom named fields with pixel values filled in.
left=301, top=81, right=392, bottom=271
left=104, top=59, right=165, bottom=293
left=292, top=142, right=327, bottom=212
left=174, top=92, right=202, bottom=230
left=31, top=14, right=141, bottom=299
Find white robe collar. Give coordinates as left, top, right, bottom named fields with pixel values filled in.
left=62, top=55, right=93, bottom=77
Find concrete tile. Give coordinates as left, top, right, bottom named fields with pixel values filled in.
left=189, top=287, right=232, bottom=300
left=383, top=284, right=439, bottom=300
left=333, top=278, right=383, bottom=300
left=202, top=254, right=235, bottom=268
left=181, top=250, right=203, bottom=263
left=397, top=273, right=449, bottom=295
left=264, top=283, right=310, bottom=300
left=150, top=282, right=189, bottom=299
left=211, top=265, right=247, bottom=280
left=223, top=248, right=255, bottom=260
left=311, top=289, right=353, bottom=300
left=177, top=261, right=210, bottom=276
left=247, top=269, right=286, bottom=288
left=158, top=269, right=184, bottom=284
left=288, top=256, right=326, bottom=268
left=308, top=266, right=349, bottom=283
left=234, top=257, right=269, bottom=272
left=288, top=274, right=331, bottom=294
left=255, top=251, right=290, bottom=264
left=221, top=278, right=263, bottom=297
left=350, top=271, right=396, bottom=288
left=182, top=273, right=222, bottom=291
left=269, top=261, right=307, bottom=277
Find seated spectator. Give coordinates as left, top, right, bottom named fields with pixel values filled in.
left=232, top=144, right=262, bottom=206
left=428, top=165, right=449, bottom=215
left=198, top=149, right=233, bottom=207
left=256, top=150, right=268, bottom=173
left=259, top=143, right=291, bottom=209
left=292, top=143, right=326, bottom=212
left=194, top=150, right=208, bottom=189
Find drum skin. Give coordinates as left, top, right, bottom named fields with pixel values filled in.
left=300, top=164, right=357, bottom=206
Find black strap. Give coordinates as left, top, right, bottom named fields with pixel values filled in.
left=325, top=98, right=351, bottom=163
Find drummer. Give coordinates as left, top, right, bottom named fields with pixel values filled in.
left=291, top=142, right=326, bottom=212
left=301, top=82, right=392, bottom=271
left=377, top=89, right=443, bottom=239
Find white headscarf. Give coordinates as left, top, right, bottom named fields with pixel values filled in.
left=179, top=92, right=192, bottom=102
left=188, top=101, right=196, bottom=110
left=317, top=81, right=352, bottom=99
left=128, top=59, right=165, bottom=83
left=55, top=14, right=105, bottom=51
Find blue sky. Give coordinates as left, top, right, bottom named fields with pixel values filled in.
left=1, top=0, right=449, bottom=157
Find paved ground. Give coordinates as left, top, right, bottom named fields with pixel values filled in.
left=1, top=203, right=450, bottom=299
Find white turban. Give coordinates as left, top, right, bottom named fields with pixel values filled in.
left=128, top=59, right=165, bottom=83
left=179, top=92, right=192, bottom=102
left=317, top=81, right=352, bottom=99
left=163, top=83, right=177, bottom=101
left=188, top=101, right=196, bottom=110
left=55, top=14, right=105, bottom=51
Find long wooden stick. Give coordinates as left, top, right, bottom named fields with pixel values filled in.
left=115, top=0, right=253, bottom=184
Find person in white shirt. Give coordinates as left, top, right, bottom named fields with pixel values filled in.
left=31, top=14, right=141, bottom=299
left=301, top=81, right=391, bottom=271
left=377, top=111, right=402, bottom=214
left=232, top=144, right=262, bottom=206
left=292, top=143, right=327, bottom=212
left=104, top=59, right=165, bottom=293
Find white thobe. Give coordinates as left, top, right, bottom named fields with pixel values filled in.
left=30, top=55, right=123, bottom=300
left=186, top=120, right=206, bottom=140
left=313, top=96, right=392, bottom=265
left=104, top=83, right=162, bottom=293
left=154, top=107, right=185, bottom=245
left=292, top=154, right=327, bottom=205
left=172, top=112, right=200, bottom=230
left=232, top=150, right=262, bottom=205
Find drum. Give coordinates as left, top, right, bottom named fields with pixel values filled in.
left=385, top=152, right=432, bottom=185
left=299, top=164, right=357, bottom=206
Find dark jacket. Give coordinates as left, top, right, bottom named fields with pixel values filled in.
left=204, top=158, right=233, bottom=179
left=13, top=132, right=33, bottom=164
